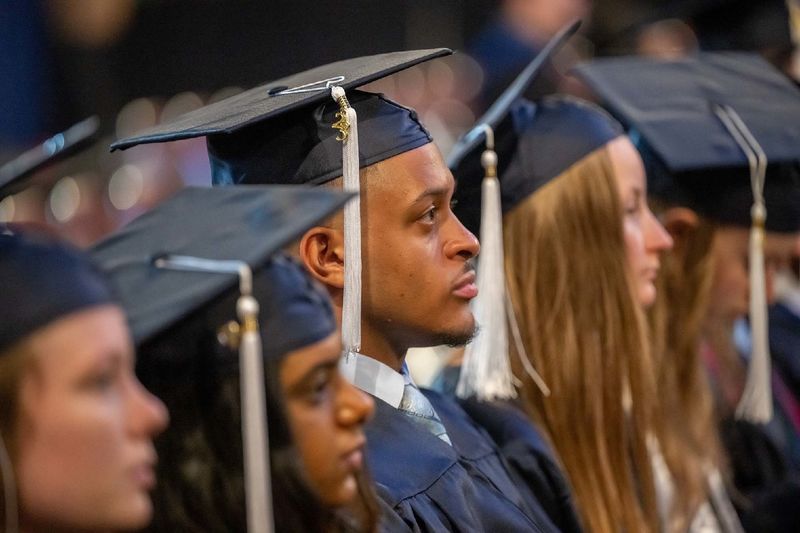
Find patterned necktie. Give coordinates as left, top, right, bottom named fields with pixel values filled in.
left=398, top=382, right=452, bottom=445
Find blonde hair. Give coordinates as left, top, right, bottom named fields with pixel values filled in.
left=648, top=209, right=729, bottom=519
left=503, top=146, right=660, bottom=532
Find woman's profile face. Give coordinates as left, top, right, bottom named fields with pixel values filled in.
left=608, top=136, right=674, bottom=308
left=280, top=332, right=374, bottom=507
left=14, top=305, right=169, bottom=532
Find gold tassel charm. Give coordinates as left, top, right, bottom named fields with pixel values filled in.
left=332, top=93, right=352, bottom=142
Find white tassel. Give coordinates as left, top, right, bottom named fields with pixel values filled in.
left=331, top=86, right=362, bottom=360
left=456, top=126, right=517, bottom=401
left=714, top=104, right=773, bottom=424
left=237, top=279, right=274, bottom=533
left=737, top=203, right=773, bottom=423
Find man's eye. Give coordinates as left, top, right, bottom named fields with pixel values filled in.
left=421, top=206, right=437, bottom=222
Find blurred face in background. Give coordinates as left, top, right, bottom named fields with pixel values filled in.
left=13, top=305, right=169, bottom=532
left=708, top=227, right=799, bottom=322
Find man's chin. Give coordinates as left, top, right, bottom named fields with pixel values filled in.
left=426, top=321, right=478, bottom=348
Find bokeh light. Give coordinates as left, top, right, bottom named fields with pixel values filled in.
left=108, top=164, right=145, bottom=211
left=48, top=177, right=81, bottom=223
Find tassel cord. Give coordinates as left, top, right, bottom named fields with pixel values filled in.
left=332, top=86, right=362, bottom=360
left=714, top=104, right=772, bottom=424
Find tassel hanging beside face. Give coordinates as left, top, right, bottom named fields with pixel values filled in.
left=237, top=267, right=273, bottom=533
left=456, top=125, right=517, bottom=401
left=714, top=104, right=773, bottom=424
left=331, top=86, right=362, bottom=361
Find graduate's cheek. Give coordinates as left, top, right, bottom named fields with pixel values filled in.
left=287, top=392, right=360, bottom=507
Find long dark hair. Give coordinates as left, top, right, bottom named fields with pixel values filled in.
left=138, top=301, right=377, bottom=532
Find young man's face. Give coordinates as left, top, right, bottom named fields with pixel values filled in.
left=360, top=143, right=480, bottom=350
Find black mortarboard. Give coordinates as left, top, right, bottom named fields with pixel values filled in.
left=0, top=117, right=100, bottom=200
left=574, top=52, right=800, bottom=232
left=91, top=185, right=350, bottom=345
left=109, top=49, right=450, bottom=186
left=0, top=231, right=114, bottom=354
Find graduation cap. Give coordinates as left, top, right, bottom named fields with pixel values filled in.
left=575, top=52, right=800, bottom=424
left=110, top=49, right=451, bottom=363
left=92, top=185, right=351, bottom=533
left=573, top=52, right=800, bottom=232
left=446, top=20, right=612, bottom=401
left=0, top=231, right=113, bottom=355
left=0, top=117, right=100, bottom=200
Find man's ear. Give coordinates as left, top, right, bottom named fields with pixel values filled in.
left=298, top=225, right=345, bottom=290
left=661, top=207, right=700, bottom=248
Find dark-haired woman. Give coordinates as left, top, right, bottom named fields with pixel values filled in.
left=138, top=255, right=381, bottom=533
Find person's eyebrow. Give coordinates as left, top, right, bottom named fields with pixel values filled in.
left=413, top=177, right=455, bottom=203
left=287, top=358, right=340, bottom=393
left=411, top=186, right=450, bottom=205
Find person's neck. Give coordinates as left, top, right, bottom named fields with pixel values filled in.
left=332, top=305, right=407, bottom=373
left=358, top=327, right=406, bottom=374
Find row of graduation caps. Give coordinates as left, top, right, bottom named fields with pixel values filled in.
left=2, top=19, right=799, bottom=532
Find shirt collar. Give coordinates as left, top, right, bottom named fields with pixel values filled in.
left=339, top=352, right=406, bottom=408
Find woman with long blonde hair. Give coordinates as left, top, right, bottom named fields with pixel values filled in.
left=576, top=52, right=800, bottom=531
left=451, top=95, right=685, bottom=532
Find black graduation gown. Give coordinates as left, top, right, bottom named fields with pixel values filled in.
left=364, top=390, right=559, bottom=532
left=770, top=303, right=800, bottom=400
left=458, top=398, right=583, bottom=533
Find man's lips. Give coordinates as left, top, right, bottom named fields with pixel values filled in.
left=452, top=270, right=478, bottom=299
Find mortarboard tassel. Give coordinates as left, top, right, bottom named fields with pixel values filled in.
left=331, top=86, right=362, bottom=361
left=154, top=255, right=275, bottom=533
left=714, top=104, right=773, bottom=424
left=236, top=267, right=274, bottom=533
left=456, top=126, right=517, bottom=401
